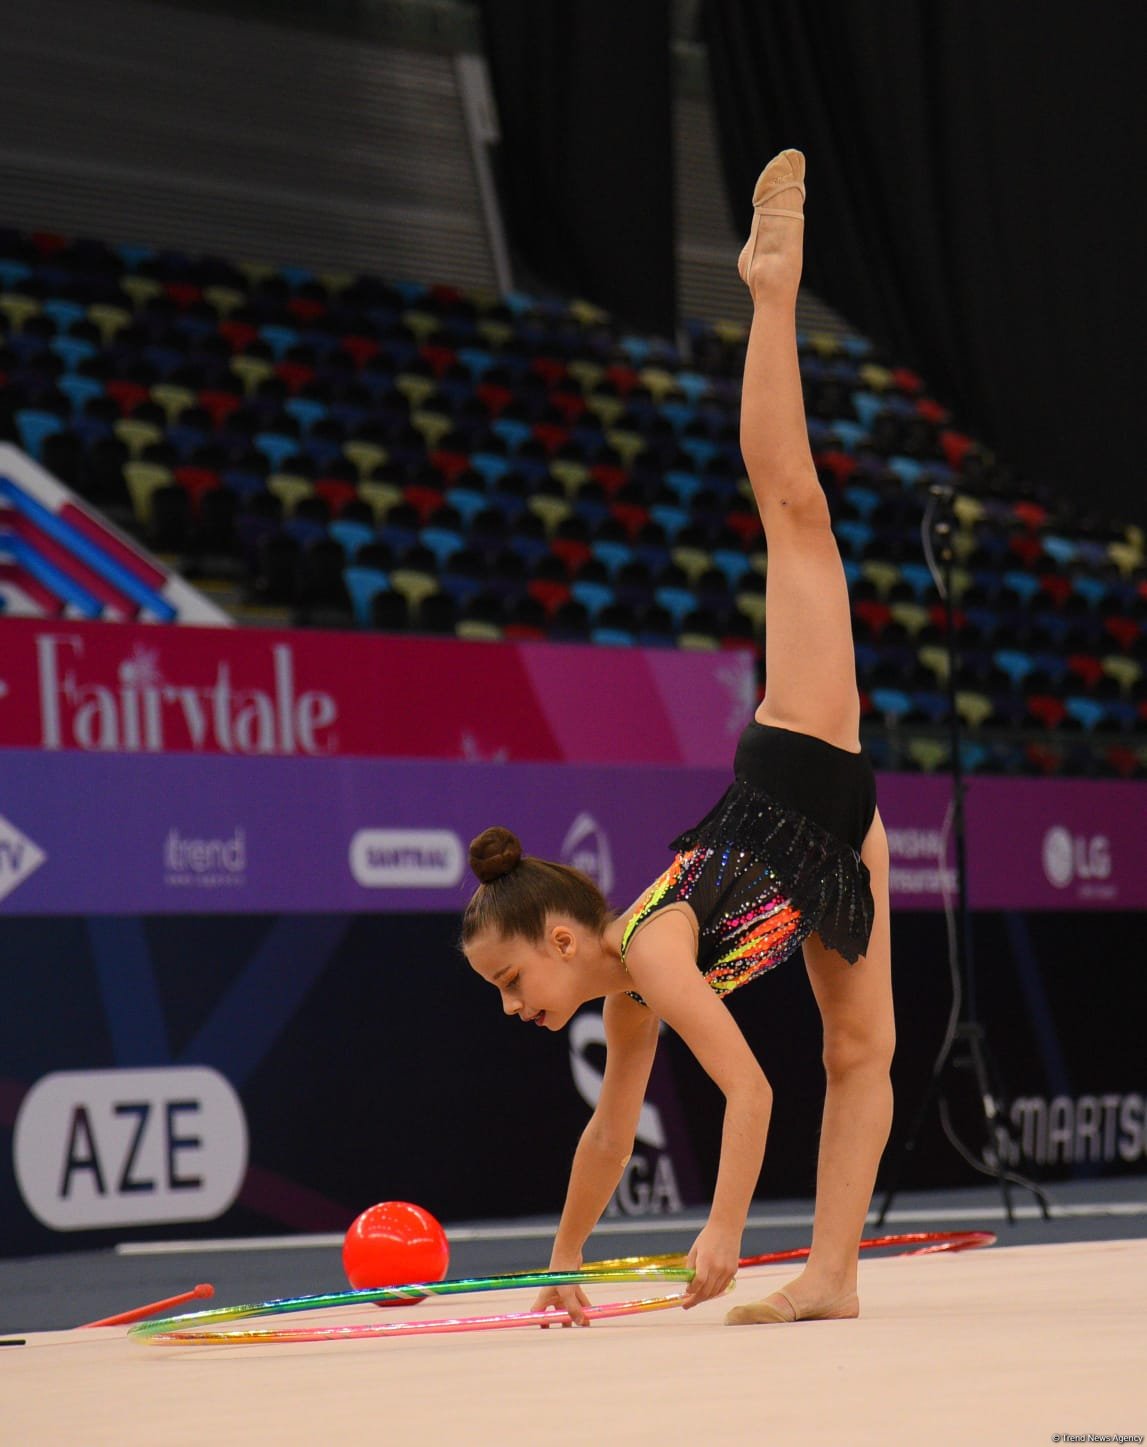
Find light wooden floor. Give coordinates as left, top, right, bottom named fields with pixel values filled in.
left=3, top=1239, right=1145, bottom=1447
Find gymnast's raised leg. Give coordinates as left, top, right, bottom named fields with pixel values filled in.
left=726, top=151, right=896, bottom=1325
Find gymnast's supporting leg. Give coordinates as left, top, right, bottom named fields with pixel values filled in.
left=725, top=152, right=896, bottom=1323
left=727, top=816, right=895, bottom=1324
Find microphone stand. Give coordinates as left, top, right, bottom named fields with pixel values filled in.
left=875, top=484, right=1050, bottom=1226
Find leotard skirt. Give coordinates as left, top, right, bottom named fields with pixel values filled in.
left=620, top=722, right=877, bottom=999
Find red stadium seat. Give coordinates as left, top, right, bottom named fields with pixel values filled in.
left=314, top=479, right=358, bottom=515
left=1103, top=616, right=1139, bottom=651
left=1026, top=695, right=1067, bottom=729
left=219, top=320, right=258, bottom=352
left=341, top=336, right=381, bottom=368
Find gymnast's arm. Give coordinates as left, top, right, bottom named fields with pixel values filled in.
left=531, top=990, right=660, bottom=1324
left=624, top=912, right=773, bottom=1309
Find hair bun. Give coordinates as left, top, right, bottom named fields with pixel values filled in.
left=469, top=826, right=523, bottom=884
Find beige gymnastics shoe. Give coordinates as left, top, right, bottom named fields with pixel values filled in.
left=736, top=148, right=807, bottom=290
left=725, top=1285, right=858, bottom=1325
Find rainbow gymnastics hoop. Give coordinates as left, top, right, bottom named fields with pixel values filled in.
left=584, top=1229, right=997, bottom=1274
left=128, top=1268, right=695, bottom=1347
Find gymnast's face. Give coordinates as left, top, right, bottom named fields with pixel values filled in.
left=466, top=920, right=584, bottom=1032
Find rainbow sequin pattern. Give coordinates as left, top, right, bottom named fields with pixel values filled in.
left=620, top=846, right=809, bottom=1000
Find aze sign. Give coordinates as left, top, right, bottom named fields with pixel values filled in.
left=13, top=1067, right=248, bottom=1231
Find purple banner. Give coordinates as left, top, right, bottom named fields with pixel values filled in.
left=1, top=750, right=1144, bottom=915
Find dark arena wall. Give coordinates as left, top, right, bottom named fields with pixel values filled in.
left=1, top=906, right=1144, bottom=1257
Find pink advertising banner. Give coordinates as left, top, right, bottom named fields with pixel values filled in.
left=0, top=618, right=754, bottom=766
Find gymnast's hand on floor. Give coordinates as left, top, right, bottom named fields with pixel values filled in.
left=532, top=1258, right=591, bottom=1327
left=682, top=1224, right=740, bottom=1310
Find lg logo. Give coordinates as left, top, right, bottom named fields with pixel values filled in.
left=1041, top=826, right=1112, bottom=890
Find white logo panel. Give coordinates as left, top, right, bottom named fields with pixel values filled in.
left=13, top=1067, right=248, bottom=1230
left=349, top=829, right=464, bottom=888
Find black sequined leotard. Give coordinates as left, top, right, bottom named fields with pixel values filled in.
left=620, top=722, right=877, bottom=1001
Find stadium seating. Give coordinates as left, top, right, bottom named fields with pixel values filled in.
left=2, top=225, right=1145, bottom=776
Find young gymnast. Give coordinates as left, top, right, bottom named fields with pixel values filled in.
left=463, top=150, right=894, bottom=1327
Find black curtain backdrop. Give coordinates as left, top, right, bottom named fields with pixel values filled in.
left=479, top=0, right=675, bottom=336
left=703, top=1, right=1147, bottom=528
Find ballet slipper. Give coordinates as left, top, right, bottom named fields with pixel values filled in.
left=736, top=148, right=806, bottom=288
left=724, top=1286, right=859, bottom=1326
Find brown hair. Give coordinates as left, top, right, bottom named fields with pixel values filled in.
left=460, top=826, right=610, bottom=945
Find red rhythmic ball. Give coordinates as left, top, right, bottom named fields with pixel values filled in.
left=342, top=1201, right=450, bottom=1306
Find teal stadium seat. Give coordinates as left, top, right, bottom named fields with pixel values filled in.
left=1064, top=698, right=1108, bottom=731
left=284, top=398, right=329, bottom=431
left=345, top=567, right=390, bottom=628
left=14, top=409, right=64, bottom=460
left=329, top=521, right=376, bottom=560
left=256, top=432, right=302, bottom=472
left=570, top=580, right=613, bottom=618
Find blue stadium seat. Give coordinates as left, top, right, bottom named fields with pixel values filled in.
left=898, top=562, right=935, bottom=599
left=14, top=409, right=64, bottom=459
left=469, top=453, right=511, bottom=485
left=853, top=642, right=881, bottom=678
left=457, top=346, right=497, bottom=377
left=850, top=392, right=885, bottom=430
left=886, top=457, right=927, bottom=486
left=420, top=528, right=465, bottom=567
left=591, top=540, right=633, bottom=574
left=284, top=398, right=329, bottom=432
left=959, top=741, right=990, bottom=772
left=505, top=534, right=552, bottom=569
left=1002, top=570, right=1042, bottom=605
left=1032, top=651, right=1069, bottom=684
left=654, top=587, right=697, bottom=627
left=256, top=432, right=302, bottom=472
left=1042, top=535, right=1078, bottom=567
left=869, top=688, right=913, bottom=722
left=57, top=376, right=105, bottom=411
left=830, top=420, right=868, bottom=450
left=908, top=690, right=950, bottom=724
left=649, top=504, right=690, bottom=539
left=42, top=299, right=87, bottom=331
left=843, top=484, right=881, bottom=518
left=259, top=325, right=301, bottom=358
left=674, top=371, right=711, bottom=404
left=445, top=487, right=489, bottom=524
left=679, top=438, right=719, bottom=468
left=1104, top=700, right=1140, bottom=730
left=329, top=520, right=376, bottom=559
left=993, top=650, right=1037, bottom=688
left=710, top=550, right=753, bottom=589
left=660, top=403, right=695, bottom=431
left=51, top=337, right=97, bottom=371
left=591, top=627, right=636, bottom=647
left=834, top=520, right=873, bottom=556
left=492, top=419, right=532, bottom=452
left=0, top=259, right=32, bottom=288
left=1073, top=576, right=1111, bottom=609
left=284, top=516, right=328, bottom=548
left=570, top=580, right=614, bottom=617
left=664, top=470, right=705, bottom=504
left=1064, top=697, right=1108, bottom=731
